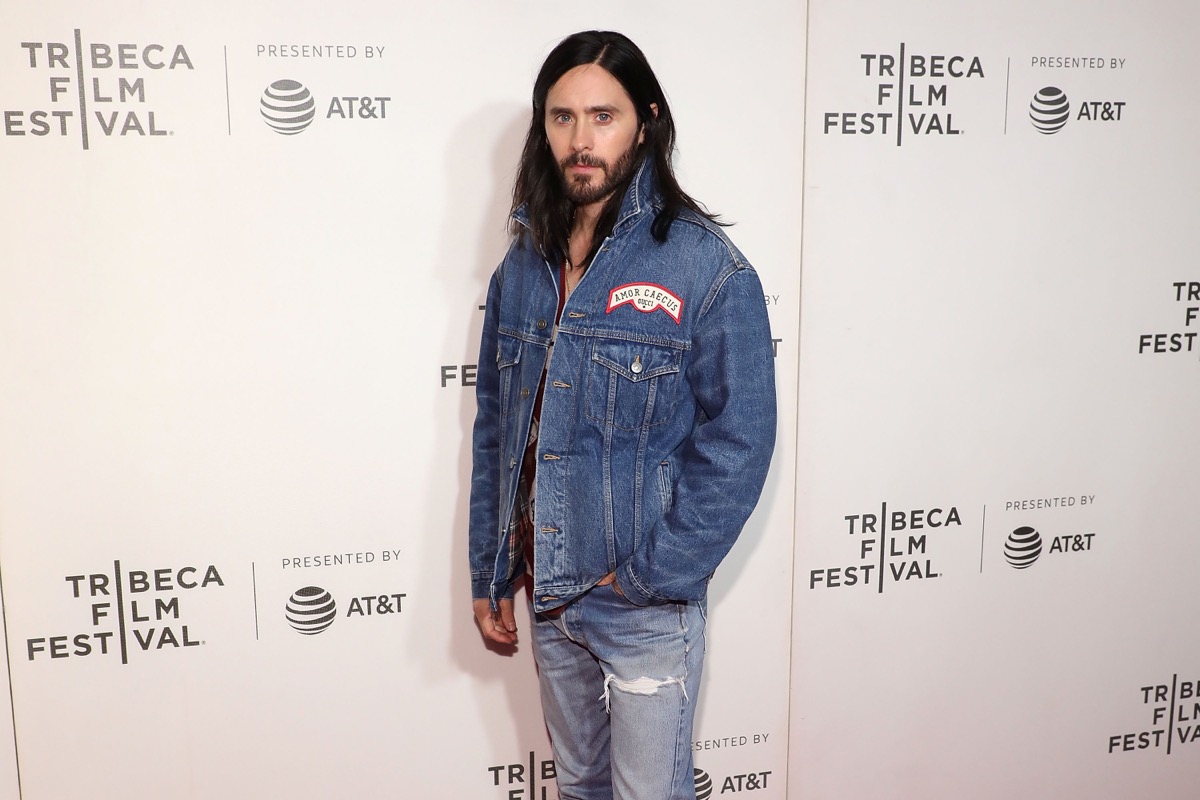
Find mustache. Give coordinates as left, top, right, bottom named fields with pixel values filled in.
left=561, top=152, right=607, bottom=169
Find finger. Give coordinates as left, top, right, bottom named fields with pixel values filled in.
left=481, top=614, right=517, bottom=645
left=498, top=598, right=517, bottom=633
left=473, top=599, right=517, bottom=645
left=487, top=617, right=518, bottom=645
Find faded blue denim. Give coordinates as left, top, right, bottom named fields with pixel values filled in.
left=530, top=584, right=705, bottom=800
left=469, top=158, right=777, bottom=612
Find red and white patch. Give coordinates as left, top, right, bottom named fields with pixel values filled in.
left=606, top=283, right=683, bottom=324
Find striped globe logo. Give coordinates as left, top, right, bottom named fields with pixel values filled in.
left=1029, top=87, right=1070, bottom=135
left=1005, top=526, right=1043, bottom=569
left=286, top=586, right=337, bottom=634
left=694, top=768, right=713, bottom=800
left=261, top=79, right=316, bottom=135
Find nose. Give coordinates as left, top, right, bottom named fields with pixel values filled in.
left=571, top=121, right=592, bottom=152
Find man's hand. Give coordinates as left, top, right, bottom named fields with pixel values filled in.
left=596, top=571, right=625, bottom=597
left=473, top=597, right=518, bottom=645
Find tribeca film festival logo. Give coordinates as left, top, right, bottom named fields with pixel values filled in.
left=809, top=502, right=961, bottom=592
left=5, top=33, right=194, bottom=149
left=1137, top=280, right=1199, bottom=358
left=823, top=44, right=984, bottom=145
left=1109, top=674, right=1200, bottom=755
left=26, top=561, right=224, bottom=664
left=487, top=750, right=557, bottom=799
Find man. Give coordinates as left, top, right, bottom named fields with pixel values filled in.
left=469, top=30, right=776, bottom=800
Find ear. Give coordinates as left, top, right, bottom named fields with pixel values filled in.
left=638, top=103, right=659, bottom=145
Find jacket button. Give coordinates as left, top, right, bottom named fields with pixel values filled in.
left=521, top=387, right=530, bottom=399
left=630, top=355, right=644, bottom=374
left=509, top=458, right=516, bottom=469
left=536, top=319, right=547, bottom=330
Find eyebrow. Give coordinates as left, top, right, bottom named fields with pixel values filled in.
left=547, top=104, right=621, bottom=116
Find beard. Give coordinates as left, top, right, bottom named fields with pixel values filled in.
left=558, top=140, right=641, bottom=206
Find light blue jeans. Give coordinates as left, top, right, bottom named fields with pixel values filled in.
left=530, top=583, right=706, bottom=800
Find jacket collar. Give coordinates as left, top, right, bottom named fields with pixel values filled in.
left=612, top=156, right=659, bottom=234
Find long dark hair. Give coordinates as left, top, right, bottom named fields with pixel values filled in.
left=511, top=30, right=721, bottom=267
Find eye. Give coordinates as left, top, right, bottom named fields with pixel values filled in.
left=553, top=113, right=571, bottom=124
left=595, top=112, right=612, bottom=123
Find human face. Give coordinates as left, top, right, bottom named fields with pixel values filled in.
left=544, top=64, right=644, bottom=209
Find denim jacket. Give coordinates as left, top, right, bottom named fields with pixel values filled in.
left=469, top=159, right=776, bottom=612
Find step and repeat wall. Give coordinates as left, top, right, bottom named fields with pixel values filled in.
left=1, top=1, right=1195, bottom=799
left=0, top=1, right=801, bottom=798
left=793, top=1, right=1200, bottom=798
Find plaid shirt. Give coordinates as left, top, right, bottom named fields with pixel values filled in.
left=511, top=271, right=567, bottom=574
left=512, top=410, right=539, bottom=573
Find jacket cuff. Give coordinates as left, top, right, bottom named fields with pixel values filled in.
left=470, top=574, right=494, bottom=602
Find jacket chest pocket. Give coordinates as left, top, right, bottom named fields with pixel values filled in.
left=496, top=335, right=523, bottom=437
left=586, top=338, right=683, bottom=431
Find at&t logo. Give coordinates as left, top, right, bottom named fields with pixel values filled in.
left=260, top=79, right=315, bottom=135
left=284, top=585, right=407, bottom=635
left=259, top=78, right=391, bottom=135
left=1030, top=86, right=1125, bottom=134
left=1029, top=87, right=1069, bottom=134
left=694, top=767, right=773, bottom=795
left=285, top=585, right=336, bottom=634
left=1004, top=525, right=1043, bottom=567
left=1004, top=525, right=1095, bottom=568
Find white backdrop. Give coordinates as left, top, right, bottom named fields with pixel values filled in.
left=4, top=1, right=1198, bottom=799
left=0, top=2, right=801, bottom=798
left=793, top=0, right=1200, bottom=797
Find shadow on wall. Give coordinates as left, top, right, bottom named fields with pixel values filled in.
left=420, top=100, right=540, bottom=741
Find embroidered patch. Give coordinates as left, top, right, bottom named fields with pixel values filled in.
left=606, top=283, right=683, bottom=324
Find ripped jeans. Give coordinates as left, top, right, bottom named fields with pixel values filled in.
left=530, top=583, right=706, bottom=800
